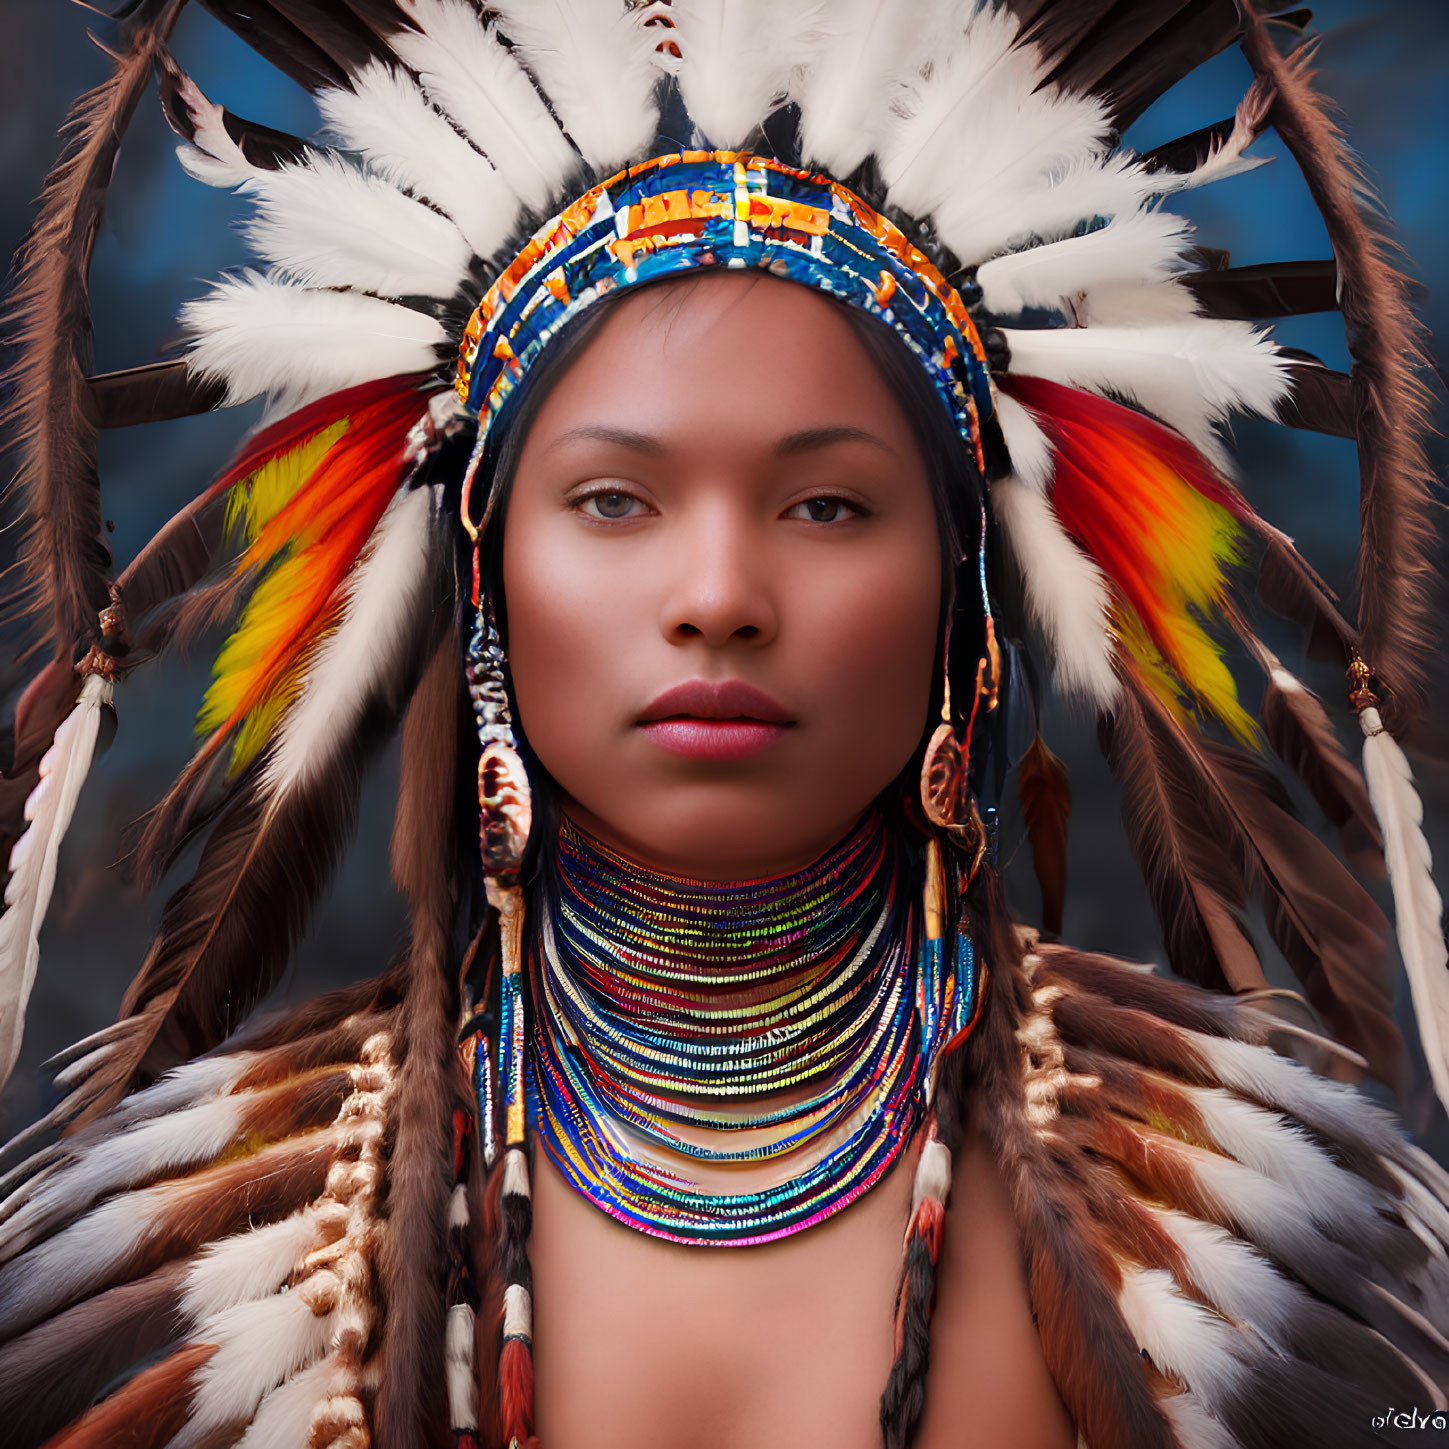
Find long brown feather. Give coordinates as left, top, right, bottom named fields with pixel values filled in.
left=1238, top=24, right=1441, bottom=726
left=1016, top=734, right=1071, bottom=937
left=1122, top=671, right=1400, bottom=1085
left=1250, top=643, right=1385, bottom=878
left=77, top=743, right=377, bottom=1122
left=1099, top=684, right=1266, bottom=994
left=2, top=0, right=189, bottom=652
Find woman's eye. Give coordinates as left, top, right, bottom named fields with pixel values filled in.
left=577, top=490, right=645, bottom=520
left=787, top=496, right=859, bottom=524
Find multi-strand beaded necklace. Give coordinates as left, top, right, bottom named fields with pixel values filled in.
left=521, top=811, right=981, bottom=1245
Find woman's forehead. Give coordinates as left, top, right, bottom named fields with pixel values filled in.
left=522, top=272, right=923, bottom=450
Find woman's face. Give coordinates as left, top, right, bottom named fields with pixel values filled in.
left=502, top=271, right=942, bottom=879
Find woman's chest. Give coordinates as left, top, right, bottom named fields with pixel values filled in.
left=527, top=1131, right=1077, bottom=1449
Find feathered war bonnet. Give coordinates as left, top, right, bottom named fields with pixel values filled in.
left=0, top=2, right=1447, bottom=1445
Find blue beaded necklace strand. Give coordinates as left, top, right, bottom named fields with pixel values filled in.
left=515, top=811, right=982, bottom=1246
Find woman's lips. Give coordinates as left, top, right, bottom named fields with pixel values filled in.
left=639, top=719, right=790, bottom=762
left=637, top=680, right=794, bottom=761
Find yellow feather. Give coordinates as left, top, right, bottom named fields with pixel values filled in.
left=224, top=421, right=349, bottom=542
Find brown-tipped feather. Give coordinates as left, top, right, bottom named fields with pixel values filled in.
left=1099, top=682, right=1266, bottom=994
left=1016, top=734, right=1071, bottom=937
left=38, top=1342, right=215, bottom=1449
left=1239, top=25, right=1441, bottom=725
left=374, top=638, right=466, bottom=1449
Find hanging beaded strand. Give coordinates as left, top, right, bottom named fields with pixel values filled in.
left=465, top=607, right=536, bottom=1449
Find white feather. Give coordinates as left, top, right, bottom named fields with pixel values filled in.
left=1150, top=76, right=1276, bottom=198
left=999, top=320, right=1290, bottom=463
left=668, top=0, right=822, bottom=149
left=978, top=210, right=1194, bottom=318
left=175, top=1291, right=337, bottom=1446
left=264, top=487, right=439, bottom=797
left=992, top=392, right=1053, bottom=493
left=447, top=1303, right=478, bottom=1430
left=240, top=153, right=471, bottom=300
left=182, top=1207, right=331, bottom=1322
left=0, top=673, right=111, bottom=1090
left=0, top=1092, right=246, bottom=1262
left=317, top=63, right=519, bottom=262
left=0, top=1128, right=338, bottom=1342
left=1183, top=1088, right=1379, bottom=1231
left=235, top=1357, right=340, bottom=1449
left=168, top=70, right=263, bottom=189
left=880, top=5, right=1135, bottom=265
left=944, top=150, right=1154, bottom=269
left=390, top=0, right=579, bottom=214
left=1078, top=276, right=1203, bottom=329
left=990, top=475, right=1119, bottom=709
left=1117, top=1266, right=1249, bottom=1402
left=876, top=2, right=1026, bottom=219
left=1149, top=1209, right=1300, bottom=1343
left=492, top=0, right=661, bottom=172
left=182, top=272, right=447, bottom=412
left=1161, top=1391, right=1245, bottom=1449
left=1360, top=706, right=1449, bottom=1116
left=794, top=0, right=945, bottom=176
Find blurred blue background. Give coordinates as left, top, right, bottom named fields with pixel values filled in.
left=0, top=2, right=1445, bottom=1157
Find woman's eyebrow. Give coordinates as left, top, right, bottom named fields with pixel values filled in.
left=775, top=425, right=896, bottom=456
left=545, top=424, right=667, bottom=455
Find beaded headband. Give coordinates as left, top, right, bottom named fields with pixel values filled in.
left=455, top=151, right=994, bottom=481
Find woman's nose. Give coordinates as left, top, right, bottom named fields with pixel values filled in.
left=658, top=507, right=779, bottom=649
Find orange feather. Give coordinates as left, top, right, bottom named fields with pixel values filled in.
left=1000, top=375, right=1256, bottom=740
left=198, top=375, right=433, bottom=770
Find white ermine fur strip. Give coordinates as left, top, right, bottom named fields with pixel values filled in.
left=234, top=1356, right=341, bottom=1449
left=1000, top=321, right=1290, bottom=462
left=668, top=0, right=821, bottom=150
left=182, top=272, right=447, bottom=412
left=503, top=1145, right=531, bottom=1200
left=504, top=1281, right=533, bottom=1341
left=182, top=1205, right=339, bottom=1321
left=264, top=487, right=439, bottom=796
left=1117, top=1266, right=1249, bottom=1403
left=449, top=1182, right=470, bottom=1229
left=318, top=63, right=519, bottom=264
left=0, top=673, right=112, bottom=1090
left=240, top=154, right=472, bottom=300
left=977, top=210, right=1193, bottom=319
left=492, top=0, right=662, bottom=172
left=907, top=1136, right=951, bottom=1233
left=1360, top=706, right=1449, bottom=1116
left=447, top=1303, right=479, bottom=1430
left=990, top=476, right=1119, bottom=709
left=390, top=0, right=579, bottom=214
left=0, top=1091, right=246, bottom=1260
left=173, top=1289, right=340, bottom=1447
left=795, top=0, right=944, bottom=177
